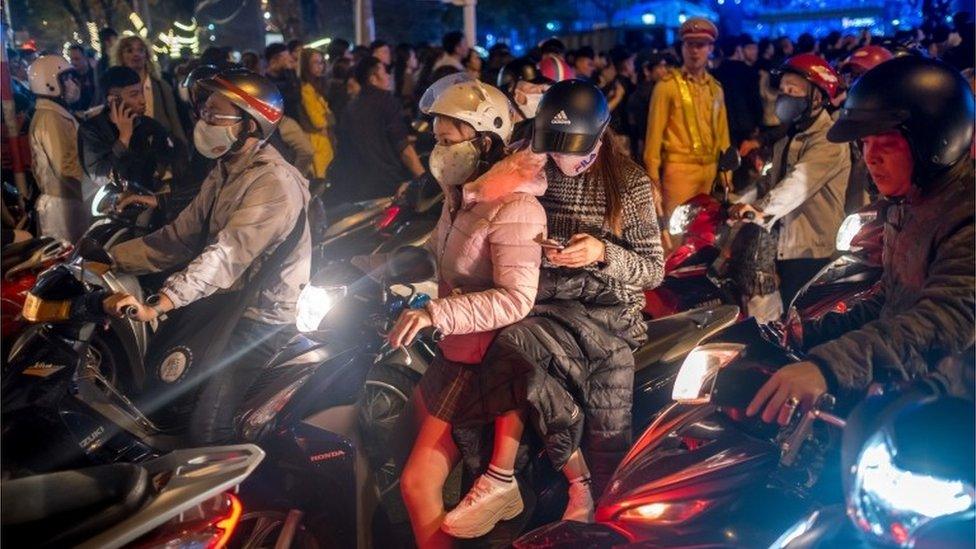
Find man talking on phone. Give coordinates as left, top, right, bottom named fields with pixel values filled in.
left=79, top=66, right=186, bottom=212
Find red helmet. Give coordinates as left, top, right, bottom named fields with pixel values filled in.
left=538, top=55, right=574, bottom=82
left=839, top=45, right=893, bottom=75
left=777, top=53, right=842, bottom=102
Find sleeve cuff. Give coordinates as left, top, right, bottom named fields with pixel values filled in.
left=598, top=241, right=626, bottom=279
left=112, top=140, right=128, bottom=158
left=807, top=354, right=840, bottom=394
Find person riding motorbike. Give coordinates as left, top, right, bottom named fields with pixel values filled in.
left=104, top=69, right=311, bottom=445
left=440, top=80, right=665, bottom=540
left=389, top=74, right=545, bottom=548
left=26, top=55, right=88, bottom=243
left=730, top=54, right=851, bottom=315
left=78, top=66, right=187, bottom=220
left=496, top=57, right=554, bottom=138
left=746, top=56, right=975, bottom=424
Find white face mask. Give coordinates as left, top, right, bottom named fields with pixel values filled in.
left=193, top=119, right=241, bottom=159
left=550, top=139, right=602, bottom=176
left=429, top=139, right=480, bottom=187
left=521, top=93, right=543, bottom=119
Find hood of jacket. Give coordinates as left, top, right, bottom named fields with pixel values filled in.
left=458, top=148, right=547, bottom=207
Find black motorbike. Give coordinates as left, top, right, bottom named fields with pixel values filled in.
left=233, top=247, right=443, bottom=548
left=2, top=238, right=178, bottom=474
left=515, top=318, right=847, bottom=548
left=2, top=444, right=264, bottom=548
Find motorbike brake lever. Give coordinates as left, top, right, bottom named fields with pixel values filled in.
left=779, top=394, right=841, bottom=466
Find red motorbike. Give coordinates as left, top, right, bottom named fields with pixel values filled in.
left=1, top=237, right=70, bottom=346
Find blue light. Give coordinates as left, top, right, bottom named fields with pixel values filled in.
left=207, top=23, right=215, bottom=31
left=486, top=33, right=494, bottom=42
left=678, top=13, right=688, bottom=24
left=545, top=21, right=560, bottom=32
left=717, top=0, right=724, bottom=4
left=891, top=19, right=900, bottom=27
left=641, top=13, right=656, bottom=25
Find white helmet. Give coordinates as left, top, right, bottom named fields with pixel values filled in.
left=28, top=55, right=74, bottom=98
left=420, top=73, right=514, bottom=144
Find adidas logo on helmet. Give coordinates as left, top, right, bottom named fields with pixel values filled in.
left=551, top=110, right=571, bottom=125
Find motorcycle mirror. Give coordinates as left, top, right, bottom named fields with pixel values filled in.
left=74, top=237, right=113, bottom=266
left=718, top=147, right=741, bottom=172
left=386, top=246, right=436, bottom=284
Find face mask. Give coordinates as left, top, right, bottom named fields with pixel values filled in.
left=429, top=140, right=480, bottom=187
left=550, top=139, right=602, bottom=176
left=62, top=78, right=81, bottom=105
left=775, top=94, right=810, bottom=125
left=521, top=93, right=543, bottom=119
left=194, top=119, right=241, bottom=159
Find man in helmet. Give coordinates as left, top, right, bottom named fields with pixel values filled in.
left=747, top=57, right=975, bottom=424
left=106, top=69, right=311, bottom=444
left=643, top=17, right=732, bottom=221
left=27, top=54, right=88, bottom=243
left=497, top=57, right=554, bottom=141
left=730, top=54, right=851, bottom=314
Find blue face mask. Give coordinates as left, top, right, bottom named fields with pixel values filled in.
left=775, top=93, right=810, bottom=125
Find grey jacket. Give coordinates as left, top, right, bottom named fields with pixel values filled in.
left=29, top=98, right=84, bottom=200
left=111, top=144, right=311, bottom=325
left=753, top=110, right=850, bottom=260
left=803, top=164, right=975, bottom=399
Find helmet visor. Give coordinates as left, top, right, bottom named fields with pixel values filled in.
left=531, top=128, right=600, bottom=155
left=827, top=108, right=910, bottom=143
left=419, top=72, right=477, bottom=115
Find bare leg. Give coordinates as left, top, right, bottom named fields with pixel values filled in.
left=490, top=409, right=525, bottom=470
left=561, top=448, right=591, bottom=481
left=401, top=393, right=460, bottom=549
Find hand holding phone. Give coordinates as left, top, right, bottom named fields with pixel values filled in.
left=538, top=238, right=566, bottom=251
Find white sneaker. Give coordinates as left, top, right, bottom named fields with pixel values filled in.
left=441, top=474, right=523, bottom=538
left=562, top=481, right=595, bottom=522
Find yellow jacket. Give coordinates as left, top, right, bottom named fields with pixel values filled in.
left=301, top=82, right=335, bottom=179
left=643, top=68, right=730, bottom=181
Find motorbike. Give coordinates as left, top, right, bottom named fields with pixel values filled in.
left=1, top=444, right=263, bottom=549
left=314, top=175, right=443, bottom=269
left=3, top=238, right=178, bottom=474
left=770, top=379, right=974, bottom=549
left=2, top=236, right=70, bottom=349
left=647, top=195, right=885, bottom=323
left=515, top=317, right=848, bottom=548
left=233, top=246, right=442, bottom=548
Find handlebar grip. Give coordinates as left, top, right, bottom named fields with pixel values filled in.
left=122, top=305, right=139, bottom=319
left=420, top=327, right=444, bottom=342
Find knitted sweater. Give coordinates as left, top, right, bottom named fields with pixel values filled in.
left=540, top=159, right=665, bottom=318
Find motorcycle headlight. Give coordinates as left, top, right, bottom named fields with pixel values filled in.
left=295, top=284, right=347, bottom=333
left=671, top=343, right=744, bottom=404
left=668, top=204, right=700, bottom=236
left=850, top=431, right=976, bottom=546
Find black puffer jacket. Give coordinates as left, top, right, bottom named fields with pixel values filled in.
left=452, top=269, right=639, bottom=494
left=803, top=162, right=975, bottom=400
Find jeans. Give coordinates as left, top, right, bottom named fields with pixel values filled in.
left=187, top=318, right=294, bottom=445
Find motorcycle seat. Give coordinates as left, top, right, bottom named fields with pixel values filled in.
left=1, top=462, right=151, bottom=547
left=1, top=236, right=58, bottom=271
left=636, top=305, right=741, bottom=368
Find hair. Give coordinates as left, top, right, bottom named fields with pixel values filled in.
left=287, top=39, right=304, bottom=53
left=111, top=35, right=158, bottom=79
left=393, top=43, right=414, bottom=97
left=574, top=46, right=595, bottom=60
left=98, top=27, right=118, bottom=44
left=354, top=56, right=383, bottom=87
left=351, top=45, right=370, bottom=63
left=101, top=66, right=141, bottom=91
left=796, top=33, right=817, bottom=54
left=609, top=45, right=633, bottom=69
left=369, top=39, right=389, bottom=53
left=442, top=31, right=465, bottom=55
left=332, top=57, right=354, bottom=80
left=240, top=50, right=260, bottom=73
left=265, top=42, right=289, bottom=63
left=326, top=39, right=350, bottom=62
left=540, top=38, right=566, bottom=56
left=299, top=48, right=329, bottom=97
left=586, top=129, right=631, bottom=236
left=719, top=37, right=740, bottom=58
left=67, top=44, right=87, bottom=55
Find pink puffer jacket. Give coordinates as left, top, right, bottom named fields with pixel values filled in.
left=425, top=149, right=547, bottom=363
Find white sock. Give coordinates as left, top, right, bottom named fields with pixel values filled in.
left=483, top=464, right=515, bottom=488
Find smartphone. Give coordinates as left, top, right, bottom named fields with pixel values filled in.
left=539, top=238, right=566, bottom=251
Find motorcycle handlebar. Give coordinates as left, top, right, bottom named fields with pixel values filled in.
left=122, top=305, right=139, bottom=319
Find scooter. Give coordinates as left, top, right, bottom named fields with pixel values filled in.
left=1, top=444, right=264, bottom=549
left=3, top=238, right=177, bottom=474
left=2, top=236, right=70, bottom=348
left=233, top=247, right=442, bottom=548
left=769, top=379, right=975, bottom=549
left=515, top=318, right=847, bottom=548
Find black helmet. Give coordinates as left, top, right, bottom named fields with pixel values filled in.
left=198, top=68, right=284, bottom=140
left=532, top=79, right=610, bottom=154
left=181, top=64, right=220, bottom=106
left=828, top=56, right=974, bottom=179
left=497, top=57, right=552, bottom=95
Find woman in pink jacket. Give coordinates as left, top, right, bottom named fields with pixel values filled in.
left=387, top=75, right=547, bottom=548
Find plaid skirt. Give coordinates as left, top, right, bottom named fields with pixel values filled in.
left=418, top=355, right=476, bottom=422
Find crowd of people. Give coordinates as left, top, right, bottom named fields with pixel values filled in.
left=1, top=10, right=974, bottom=548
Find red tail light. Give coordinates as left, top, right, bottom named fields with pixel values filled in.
left=375, top=205, right=402, bottom=230
left=130, top=492, right=243, bottom=549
